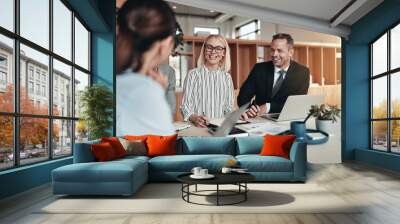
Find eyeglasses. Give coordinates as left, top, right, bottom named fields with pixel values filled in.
left=205, top=44, right=225, bottom=53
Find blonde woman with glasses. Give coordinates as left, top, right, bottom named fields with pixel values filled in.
left=181, top=35, right=234, bottom=127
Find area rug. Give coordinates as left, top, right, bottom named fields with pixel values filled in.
left=38, top=183, right=362, bottom=214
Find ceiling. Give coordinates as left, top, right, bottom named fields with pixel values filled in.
left=116, top=0, right=384, bottom=37
left=116, top=0, right=220, bottom=18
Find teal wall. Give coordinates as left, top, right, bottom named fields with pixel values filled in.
left=343, top=0, right=400, bottom=171
left=0, top=0, right=115, bottom=200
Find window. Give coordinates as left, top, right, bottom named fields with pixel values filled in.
left=370, top=23, right=400, bottom=154
left=28, top=81, right=34, bottom=94
left=0, top=71, right=6, bottom=85
left=194, top=27, right=219, bottom=35
left=235, top=20, right=260, bottom=40
left=0, top=0, right=91, bottom=170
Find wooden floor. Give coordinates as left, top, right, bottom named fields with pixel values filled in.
left=1, top=162, right=400, bottom=224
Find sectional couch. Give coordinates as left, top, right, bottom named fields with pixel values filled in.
left=52, top=136, right=307, bottom=196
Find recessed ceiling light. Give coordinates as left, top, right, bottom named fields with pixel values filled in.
left=172, top=5, right=177, bottom=9
left=210, top=10, right=215, bottom=13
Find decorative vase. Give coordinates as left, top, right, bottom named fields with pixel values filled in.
left=316, top=119, right=334, bottom=135
left=290, top=121, right=306, bottom=140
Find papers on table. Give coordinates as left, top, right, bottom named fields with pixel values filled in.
left=174, top=123, right=192, bottom=131
left=236, top=122, right=289, bottom=136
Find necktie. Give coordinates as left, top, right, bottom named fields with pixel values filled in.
left=271, top=70, right=285, bottom=97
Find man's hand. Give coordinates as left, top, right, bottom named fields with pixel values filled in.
left=189, top=114, right=209, bottom=128
left=240, top=105, right=261, bottom=120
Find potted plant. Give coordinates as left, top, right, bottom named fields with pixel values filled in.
left=79, top=84, right=113, bottom=140
left=306, top=104, right=341, bottom=134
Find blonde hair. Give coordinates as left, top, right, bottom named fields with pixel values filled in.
left=197, top=35, right=231, bottom=72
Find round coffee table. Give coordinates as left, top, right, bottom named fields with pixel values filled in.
left=177, top=173, right=255, bottom=206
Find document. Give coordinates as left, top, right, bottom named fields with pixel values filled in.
left=236, top=122, right=289, bottom=136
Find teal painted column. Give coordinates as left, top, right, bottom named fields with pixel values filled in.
left=91, top=32, right=115, bottom=135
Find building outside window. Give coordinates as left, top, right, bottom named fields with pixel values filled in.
left=235, top=20, right=260, bottom=40
left=0, top=0, right=92, bottom=170
left=370, top=23, right=400, bottom=154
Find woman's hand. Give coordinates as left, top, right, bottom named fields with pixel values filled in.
left=147, top=69, right=168, bottom=90
left=189, top=114, right=209, bottom=128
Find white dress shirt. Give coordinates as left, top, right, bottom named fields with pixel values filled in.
left=266, top=64, right=290, bottom=113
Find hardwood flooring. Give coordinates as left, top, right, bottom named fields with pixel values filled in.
left=1, top=162, right=400, bottom=224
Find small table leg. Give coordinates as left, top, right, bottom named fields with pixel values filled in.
left=217, top=184, right=219, bottom=206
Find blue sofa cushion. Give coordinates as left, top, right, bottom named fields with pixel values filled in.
left=236, top=155, right=293, bottom=172
left=236, top=136, right=263, bottom=155
left=149, top=154, right=235, bottom=172
left=73, top=139, right=101, bottom=163
left=178, top=137, right=236, bottom=155
left=53, top=159, right=147, bottom=183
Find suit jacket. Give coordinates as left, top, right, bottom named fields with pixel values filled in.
left=237, top=60, right=310, bottom=113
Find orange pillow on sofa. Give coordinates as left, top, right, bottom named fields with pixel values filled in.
left=124, top=135, right=149, bottom=141
left=101, top=137, right=126, bottom=158
left=259, top=134, right=296, bottom=159
left=91, top=142, right=118, bottom=161
left=146, top=135, right=177, bottom=157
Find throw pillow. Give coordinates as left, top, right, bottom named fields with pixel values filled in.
left=118, top=138, right=147, bottom=156
left=146, top=134, right=178, bottom=157
left=101, top=137, right=127, bottom=158
left=91, top=142, right=117, bottom=161
left=260, top=134, right=296, bottom=159
left=124, top=135, right=149, bottom=141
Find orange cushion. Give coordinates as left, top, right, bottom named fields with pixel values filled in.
left=101, top=137, right=127, bottom=158
left=91, top=142, right=117, bottom=161
left=259, top=134, right=296, bottom=159
left=146, top=135, right=177, bottom=157
left=124, top=135, right=149, bottom=141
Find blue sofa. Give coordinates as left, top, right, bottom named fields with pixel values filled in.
left=52, top=136, right=307, bottom=196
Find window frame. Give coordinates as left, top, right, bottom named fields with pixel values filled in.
left=0, top=0, right=92, bottom=171
left=193, top=26, right=220, bottom=35
left=235, top=19, right=260, bottom=40
left=370, top=19, right=400, bottom=154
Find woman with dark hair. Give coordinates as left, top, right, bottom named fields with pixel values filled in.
left=116, top=0, right=177, bottom=136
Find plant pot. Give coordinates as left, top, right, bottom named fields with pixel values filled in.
left=316, top=119, right=334, bottom=136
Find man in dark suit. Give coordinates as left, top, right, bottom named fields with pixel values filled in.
left=238, top=33, right=310, bottom=119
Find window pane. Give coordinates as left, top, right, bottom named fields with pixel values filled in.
left=0, top=35, right=14, bottom=113
left=194, top=27, right=219, bottom=35
left=20, top=117, right=49, bottom=165
left=20, top=44, right=49, bottom=115
left=53, top=0, right=72, bottom=60
left=391, top=120, right=400, bottom=153
left=53, top=59, right=72, bottom=117
left=372, top=121, right=388, bottom=151
left=391, top=72, right=400, bottom=118
left=372, top=33, right=387, bottom=76
left=74, top=69, right=89, bottom=118
left=75, top=18, right=89, bottom=70
left=0, top=0, right=14, bottom=31
left=0, top=116, right=14, bottom=170
left=20, top=0, right=49, bottom=49
left=372, top=76, right=387, bottom=119
left=391, top=24, right=400, bottom=70
left=75, top=120, right=88, bottom=143
left=53, top=119, right=72, bottom=158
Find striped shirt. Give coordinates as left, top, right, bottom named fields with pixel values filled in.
left=181, top=66, right=234, bottom=121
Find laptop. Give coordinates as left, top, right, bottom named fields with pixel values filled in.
left=208, top=102, right=250, bottom=137
left=261, top=95, right=324, bottom=122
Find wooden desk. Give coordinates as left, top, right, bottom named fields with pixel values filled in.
left=175, top=117, right=341, bottom=164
